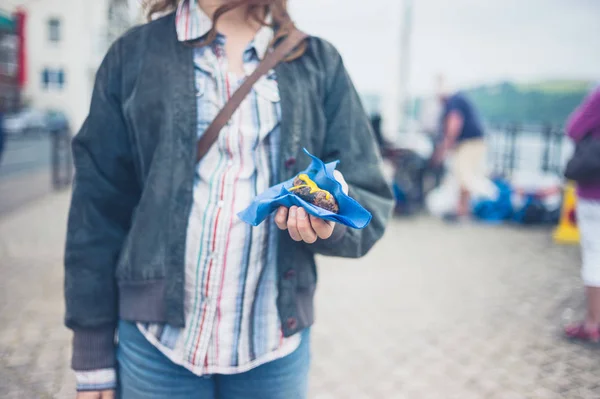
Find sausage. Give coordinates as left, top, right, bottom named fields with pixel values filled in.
left=289, top=174, right=339, bottom=213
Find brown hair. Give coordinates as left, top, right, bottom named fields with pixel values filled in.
left=144, top=0, right=305, bottom=58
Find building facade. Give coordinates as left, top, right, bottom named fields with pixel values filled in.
left=11, top=0, right=138, bottom=130
left=0, top=11, right=19, bottom=113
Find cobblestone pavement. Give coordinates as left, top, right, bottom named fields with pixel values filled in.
left=0, top=192, right=597, bottom=399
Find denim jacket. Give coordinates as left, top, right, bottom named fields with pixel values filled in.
left=65, top=12, right=394, bottom=371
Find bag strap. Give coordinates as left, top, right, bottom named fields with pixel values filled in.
left=196, top=29, right=308, bottom=163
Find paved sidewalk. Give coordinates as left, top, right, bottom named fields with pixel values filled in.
left=0, top=192, right=597, bottom=398
left=0, top=170, right=53, bottom=217
left=0, top=193, right=74, bottom=399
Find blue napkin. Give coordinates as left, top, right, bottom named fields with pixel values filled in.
left=238, top=149, right=372, bottom=229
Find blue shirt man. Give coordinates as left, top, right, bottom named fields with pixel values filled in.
left=441, top=92, right=484, bottom=143
left=433, top=91, right=488, bottom=219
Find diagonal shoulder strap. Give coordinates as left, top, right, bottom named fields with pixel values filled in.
left=196, top=28, right=308, bottom=163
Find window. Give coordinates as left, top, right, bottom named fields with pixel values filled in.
left=42, top=69, right=50, bottom=89
left=0, top=35, right=18, bottom=77
left=48, top=18, right=61, bottom=42
left=42, top=68, right=66, bottom=90
left=57, top=70, right=65, bottom=87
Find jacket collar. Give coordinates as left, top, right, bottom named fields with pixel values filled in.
left=175, top=0, right=273, bottom=60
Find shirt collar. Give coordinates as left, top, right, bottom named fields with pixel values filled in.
left=176, top=0, right=274, bottom=60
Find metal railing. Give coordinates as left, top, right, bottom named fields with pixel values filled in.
left=368, top=115, right=571, bottom=179
left=1, top=129, right=72, bottom=185
left=0, top=128, right=73, bottom=209
left=369, top=117, right=572, bottom=215
left=50, top=129, right=73, bottom=189
left=487, top=124, right=571, bottom=178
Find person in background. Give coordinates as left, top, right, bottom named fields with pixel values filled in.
left=433, top=88, right=487, bottom=220
left=65, top=0, right=393, bottom=398
left=418, top=96, right=444, bottom=188
left=564, top=88, right=600, bottom=342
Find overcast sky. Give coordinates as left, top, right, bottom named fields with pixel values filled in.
left=290, top=0, right=600, bottom=96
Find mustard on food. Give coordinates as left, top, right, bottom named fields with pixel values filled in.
left=289, top=174, right=332, bottom=200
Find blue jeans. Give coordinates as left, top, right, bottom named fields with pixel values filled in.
left=116, top=321, right=310, bottom=399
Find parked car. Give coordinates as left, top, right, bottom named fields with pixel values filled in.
left=45, top=110, right=69, bottom=133
left=2, top=109, right=68, bottom=136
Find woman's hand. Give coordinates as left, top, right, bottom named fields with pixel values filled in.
left=76, top=390, right=115, bottom=399
left=274, top=171, right=348, bottom=243
left=275, top=206, right=335, bottom=243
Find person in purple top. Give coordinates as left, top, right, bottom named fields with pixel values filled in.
left=564, top=88, right=600, bottom=342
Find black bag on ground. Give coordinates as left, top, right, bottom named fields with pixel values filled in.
left=564, top=135, right=600, bottom=183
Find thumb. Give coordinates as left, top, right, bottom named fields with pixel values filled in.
left=333, top=170, right=349, bottom=195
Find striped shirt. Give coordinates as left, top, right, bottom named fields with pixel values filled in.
left=75, top=0, right=300, bottom=390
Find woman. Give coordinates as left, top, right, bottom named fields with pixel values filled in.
left=564, top=88, right=600, bottom=343
left=66, top=0, right=393, bottom=398
left=433, top=87, right=488, bottom=221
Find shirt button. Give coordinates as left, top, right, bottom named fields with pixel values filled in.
left=286, top=317, right=298, bottom=330
left=285, top=157, right=296, bottom=169
left=217, top=200, right=224, bottom=208
left=227, top=160, right=234, bottom=166
left=284, top=269, right=296, bottom=279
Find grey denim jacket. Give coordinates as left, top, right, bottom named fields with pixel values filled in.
left=64, top=13, right=394, bottom=371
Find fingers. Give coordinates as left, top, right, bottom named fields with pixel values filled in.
left=296, top=208, right=318, bottom=244
left=76, top=391, right=102, bottom=399
left=309, top=215, right=334, bottom=240
left=280, top=206, right=332, bottom=243
left=102, top=390, right=116, bottom=399
left=286, top=206, right=302, bottom=241
left=275, top=206, right=288, bottom=230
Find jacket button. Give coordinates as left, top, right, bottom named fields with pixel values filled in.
left=284, top=269, right=296, bottom=279
left=286, top=317, right=298, bottom=330
left=285, top=157, right=296, bottom=169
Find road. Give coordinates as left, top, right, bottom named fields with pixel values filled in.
left=0, top=135, right=52, bottom=179
left=0, top=192, right=597, bottom=399
left=0, top=136, right=55, bottom=217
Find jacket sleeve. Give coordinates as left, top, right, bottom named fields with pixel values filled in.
left=64, top=40, right=140, bottom=371
left=308, top=48, right=394, bottom=258
left=566, top=89, right=600, bottom=141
